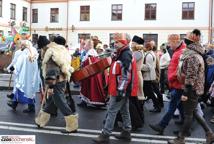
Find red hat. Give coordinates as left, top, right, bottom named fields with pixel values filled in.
left=113, top=33, right=129, bottom=45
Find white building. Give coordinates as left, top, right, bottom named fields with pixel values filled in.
left=0, top=0, right=213, bottom=48
left=0, top=0, right=30, bottom=36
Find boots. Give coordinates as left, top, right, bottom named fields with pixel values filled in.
left=92, top=132, right=110, bottom=144
left=168, top=136, right=185, bottom=144
left=23, top=104, right=35, bottom=113
left=149, top=124, right=164, bottom=135
left=206, top=132, right=214, bottom=144
left=7, top=101, right=18, bottom=110
left=7, top=93, right=14, bottom=99
left=61, top=114, right=78, bottom=133
left=114, top=130, right=131, bottom=141
left=35, top=111, right=50, bottom=128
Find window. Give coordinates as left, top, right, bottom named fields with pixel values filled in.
left=50, top=8, right=59, bottom=23
left=182, top=2, right=195, bottom=19
left=143, top=34, right=158, bottom=47
left=80, top=6, right=90, bottom=21
left=109, top=33, right=115, bottom=48
left=32, top=9, right=38, bottom=23
left=32, top=34, right=38, bottom=45
left=78, top=33, right=91, bottom=43
left=10, top=3, right=16, bottom=20
left=111, top=4, right=122, bottom=21
left=180, top=34, right=186, bottom=40
left=23, top=7, right=27, bottom=21
left=49, top=34, right=59, bottom=42
left=8, top=31, right=11, bottom=36
left=0, top=0, right=2, bottom=17
left=145, top=3, right=156, bottom=20
left=0, top=30, right=3, bottom=36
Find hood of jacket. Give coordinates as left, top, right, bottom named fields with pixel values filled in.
left=187, top=42, right=205, bottom=55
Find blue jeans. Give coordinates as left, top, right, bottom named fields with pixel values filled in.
left=159, top=89, right=183, bottom=128
left=102, top=96, right=131, bottom=135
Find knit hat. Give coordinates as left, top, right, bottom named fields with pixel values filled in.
left=113, top=33, right=130, bottom=45
left=37, top=36, right=50, bottom=49
left=132, top=35, right=144, bottom=45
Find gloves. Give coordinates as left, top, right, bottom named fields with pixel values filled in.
left=9, top=66, right=15, bottom=72
left=116, top=90, right=125, bottom=102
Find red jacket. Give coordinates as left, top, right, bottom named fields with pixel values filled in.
left=168, top=42, right=186, bottom=89
left=108, top=47, right=138, bottom=96
left=108, top=59, right=138, bottom=97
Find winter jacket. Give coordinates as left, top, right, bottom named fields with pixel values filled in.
left=160, top=52, right=171, bottom=69
left=142, top=50, right=156, bottom=81
left=182, top=42, right=205, bottom=96
left=168, top=42, right=186, bottom=89
left=108, top=47, right=138, bottom=97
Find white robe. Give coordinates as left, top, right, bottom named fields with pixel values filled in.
left=13, top=47, right=41, bottom=99
left=7, top=49, right=23, bottom=94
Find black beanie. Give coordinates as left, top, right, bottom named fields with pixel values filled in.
left=37, top=36, right=50, bottom=49
left=192, top=29, right=201, bottom=36
left=132, top=35, right=144, bottom=45
left=54, top=36, right=66, bottom=46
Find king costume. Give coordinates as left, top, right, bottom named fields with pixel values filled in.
left=7, top=40, right=41, bottom=113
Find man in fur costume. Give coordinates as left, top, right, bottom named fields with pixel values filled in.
left=35, top=36, right=78, bottom=133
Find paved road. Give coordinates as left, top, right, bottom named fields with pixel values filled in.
left=0, top=74, right=213, bottom=144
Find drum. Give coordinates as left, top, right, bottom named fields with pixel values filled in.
left=71, top=57, right=112, bottom=82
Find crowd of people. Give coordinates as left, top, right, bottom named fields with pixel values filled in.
left=5, top=28, right=214, bottom=144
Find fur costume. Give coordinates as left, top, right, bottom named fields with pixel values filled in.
left=35, top=111, right=50, bottom=127
left=42, top=42, right=74, bottom=81
left=64, top=114, right=78, bottom=132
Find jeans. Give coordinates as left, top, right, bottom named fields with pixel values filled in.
left=159, top=89, right=183, bottom=128
left=102, top=96, right=131, bottom=135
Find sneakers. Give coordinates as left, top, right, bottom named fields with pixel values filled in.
left=93, top=133, right=110, bottom=144
left=7, top=93, right=14, bottom=99
left=23, top=104, right=35, bottom=113
left=114, top=130, right=131, bottom=141
left=149, top=124, right=164, bottom=135
left=168, top=136, right=185, bottom=144
left=7, top=101, right=18, bottom=110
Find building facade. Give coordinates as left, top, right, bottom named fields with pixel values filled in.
left=0, top=0, right=212, bottom=48
left=0, top=0, right=30, bottom=36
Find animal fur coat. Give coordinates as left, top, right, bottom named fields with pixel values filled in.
left=42, top=42, right=74, bottom=81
